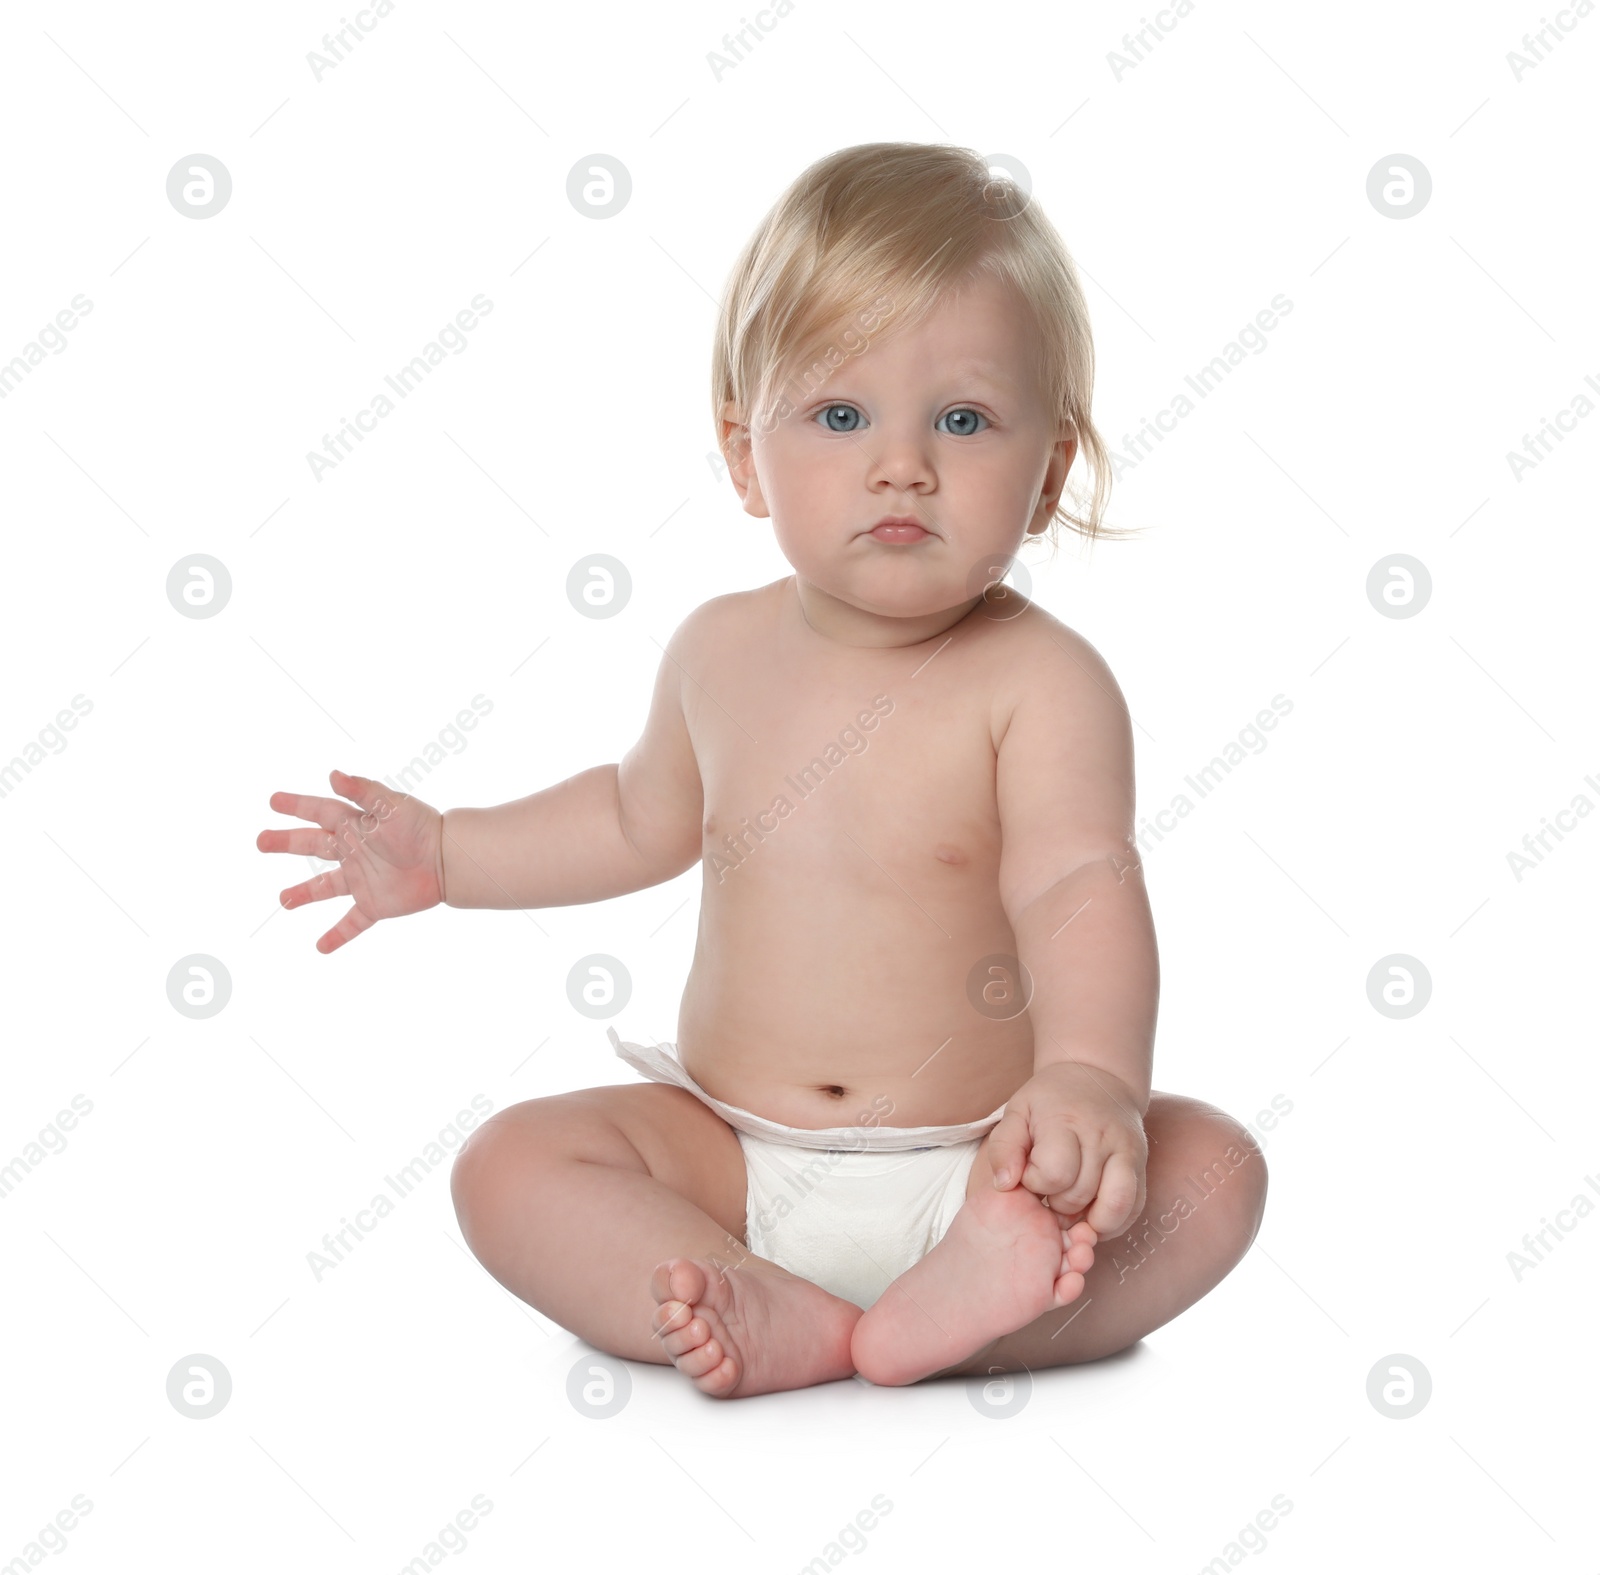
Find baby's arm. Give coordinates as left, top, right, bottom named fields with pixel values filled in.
left=442, top=616, right=706, bottom=909
left=260, top=613, right=706, bottom=950
left=985, top=623, right=1158, bottom=1234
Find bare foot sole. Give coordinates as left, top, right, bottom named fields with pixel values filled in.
left=850, top=1184, right=1098, bottom=1387
left=649, top=1253, right=863, bottom=1398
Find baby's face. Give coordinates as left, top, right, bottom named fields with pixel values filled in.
left=725, top=270, right=1075, bottom=627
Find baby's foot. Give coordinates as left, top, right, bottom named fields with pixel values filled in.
left=649, top=1253, right=863, bottom=1398
left=850, top=1185, right=1098, bottom=1387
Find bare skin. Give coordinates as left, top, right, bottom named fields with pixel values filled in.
left=260, top=270, right=1268, bottom=1396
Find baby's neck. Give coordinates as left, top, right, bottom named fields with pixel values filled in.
left=788, top=575, right=985, bottom=650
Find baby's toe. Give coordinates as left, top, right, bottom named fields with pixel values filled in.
left=650, top=1256, right=709, bottom=1310
left=1053, top=1267, right=1087, bottom=1305
left=693, top=1352, right=740, bottom=1396
left=656, top=1312, right=710, bottom=1357
left=1064, top=1237, right=1096, bottom=1273
left=679, top=1336, right=728, bottom=1380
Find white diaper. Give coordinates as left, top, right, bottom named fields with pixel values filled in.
left=608, top=1029, right=1009, bottom=1309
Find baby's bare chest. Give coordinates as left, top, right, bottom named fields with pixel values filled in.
left=687, top=658, right=1002, bottom=882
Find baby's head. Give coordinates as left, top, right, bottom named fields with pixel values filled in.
left=713, top=141, right=1127, bottom=625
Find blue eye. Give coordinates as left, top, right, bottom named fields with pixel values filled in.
left=815, top=403, right=863, bottom=432
left=811, top=404, right=989, bottom=435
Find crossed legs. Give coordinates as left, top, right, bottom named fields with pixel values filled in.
left=450, top=1084, right=1266, bottom=1397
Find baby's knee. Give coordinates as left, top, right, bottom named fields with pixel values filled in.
left=449, top=1112, right=510, bottom=1228
left=449, top=1098, right=562, bottom=1226
left=1207, top=1114, right=1266, bottom=1248
left=1150, top=1095, right=1268, bottom=1244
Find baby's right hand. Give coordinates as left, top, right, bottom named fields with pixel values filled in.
left=256, top=769, right=444, bottom=954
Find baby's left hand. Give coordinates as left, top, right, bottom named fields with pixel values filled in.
left=987, top=1061, right=1149, bottom=1238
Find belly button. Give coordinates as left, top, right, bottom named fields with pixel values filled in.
left=934, top=843, right=965, bottom=865
left=818, top=1085, right=846, bottom=1097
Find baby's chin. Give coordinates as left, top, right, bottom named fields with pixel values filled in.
left=814, top=566, right=981, bottom=622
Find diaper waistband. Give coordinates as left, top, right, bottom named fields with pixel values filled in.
left=606, top=1028, right=1007, bottom=1153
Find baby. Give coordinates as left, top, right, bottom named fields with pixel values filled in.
left=258, top=142, right=1267, bottom=1398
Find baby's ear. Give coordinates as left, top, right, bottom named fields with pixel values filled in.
left=719, top=433, right=747, bottom=478
left=717, top=402, right=743, bottom=453
left=1040, top=428, right=1077, bottom=511
left=719, top=406, right=765, bottom=512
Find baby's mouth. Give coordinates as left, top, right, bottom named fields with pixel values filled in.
left=865, top=515, right=935, bottom=543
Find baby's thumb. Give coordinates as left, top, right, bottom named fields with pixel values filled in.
left=987, top=1109, right=1030, bottom=1189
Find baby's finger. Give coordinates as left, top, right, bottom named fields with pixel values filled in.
left=258, top=826, right=342, bottom=859
left=1085, top=1151, right=1144, bottom=1238
left=316, top=903, right=376, bottom=954
left=280, top=864, right=350, bottom=910
left=1045, top=1145, right=1105, bottom=1217
left=331, top=769, right=398, bottom=818
left=267, top=789, right=356, bottom=831
left=986, top=1109, right=1032, bottom=1189
left=1046, top=1200, right=1094, bottom=1229
left=1024, top=1120, right=1082, bottom=1198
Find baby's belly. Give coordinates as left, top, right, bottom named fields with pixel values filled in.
left=676, top=855, right=1035, bottom=1132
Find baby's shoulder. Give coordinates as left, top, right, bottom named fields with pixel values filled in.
left=984, top=593, right=1119, bottom=685
left=980, top=596, right=1128, bottom=736
left=669, top=581, right=775, bottom=659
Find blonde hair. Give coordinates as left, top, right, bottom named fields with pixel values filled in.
left=711, top=141, right=1134, bottom=548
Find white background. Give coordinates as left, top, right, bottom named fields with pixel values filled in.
left=1, top=0, right=1595, bottom=1570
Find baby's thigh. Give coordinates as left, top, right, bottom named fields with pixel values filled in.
left=452, top=1083, right=748, bottom=1242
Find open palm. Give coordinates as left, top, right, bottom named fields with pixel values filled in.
left=257, top=769, right=444, bottom=953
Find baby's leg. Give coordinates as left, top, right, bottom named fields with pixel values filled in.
left=935, top=1092, right=1267, bottom=1379
left=852, top=1093, right=1266, bottom=1385
left=450, top=1084, right=862, bottom=1398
